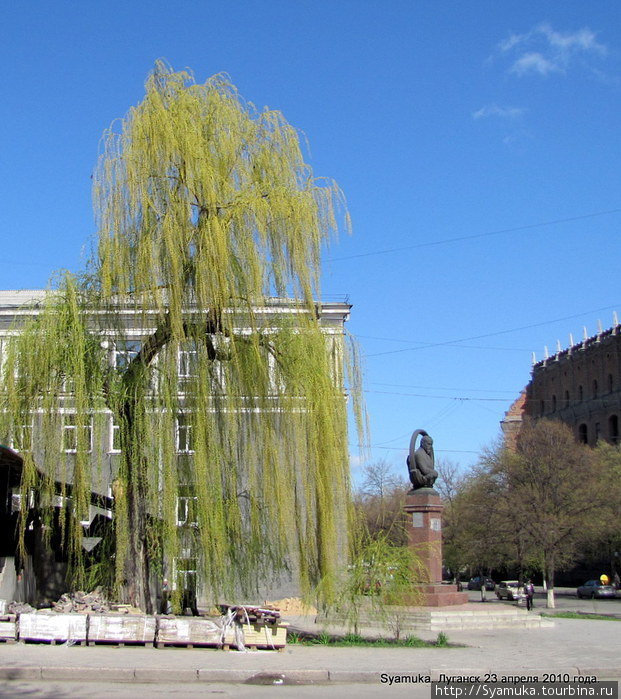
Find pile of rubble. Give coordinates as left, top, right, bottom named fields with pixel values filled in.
left=7, top=601, right=35, bottom=615
left=51, top=589, right=112, bottom=614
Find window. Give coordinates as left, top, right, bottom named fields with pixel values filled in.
left=578, top=385, right=583, bottom=402
left=11, top=489, right=35, bottom=513
left=609, top=415, right=619, bottom=444
left=564, top=390, right=570, bottom=407
left=267, top=349, right=283, bottom=393
left=11, top=422, right=33, bottom=452
left=63, top=414, right=93, bottom=453
left=551, top=395, right=557, bottom=412
left=109, top=420, right=121, bottom=453
left=212, top=359, right=227, bottom=393
left=178, top=344, right=198, bottom=389
left=60, top=374, right=75, bottom=394
left=578, top=423, right=588, bottom=444
left=176, top=492, right=198, bottom=527
left=178, top=346, right=198, bottom=380
left=593, top=380, right=598, bottom=399
left=608, top=374, right=614, bottom=393
left=176, top=415, right=194, bottom=453
left=114, top=340, right=141, bottom=371
left=211, top=335, right=230, bottom=393
left=172, top=556, right=197, bottom=592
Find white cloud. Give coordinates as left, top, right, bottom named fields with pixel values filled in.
left=538, top=24, right=605, bottom=54
left=497, top=23, right=607, bottom=77
left=472, top=104, right=525, bottom=120
left=511, top=52, right=560, bottom=76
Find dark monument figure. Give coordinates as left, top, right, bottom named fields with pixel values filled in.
left=402, top=429, right=469, bottom=605
left=407, top=429, right=438, bottom=490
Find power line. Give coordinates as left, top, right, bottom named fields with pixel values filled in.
left=365, top=304, right=621, bottom=358
left=370, top=381, right=515, bottom=394
left=357, top=334, right=530, bottom=353
left=353, top=444, right=479, bottom=454
left=328, top=208, right=621, bottom=262
left=365, top=389, right=508, bottom=402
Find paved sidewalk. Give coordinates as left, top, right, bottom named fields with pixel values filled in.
left=0, top=614, right=620, bottom=684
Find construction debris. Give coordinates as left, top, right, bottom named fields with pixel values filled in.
left=220, top=604, right=281, bottom=625
left=51, top=589, right=112, bottom=614
left=0, top=595, right=289, bottom=650
left=7, top=602, right=35, bottom=615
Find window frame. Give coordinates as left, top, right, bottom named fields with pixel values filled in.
left=63, top=414, right=93, bottom=454
left=175, top=414, right=194, bottom=454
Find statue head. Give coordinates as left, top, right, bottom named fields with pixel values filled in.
left=420, top=434, right=433, bottom=454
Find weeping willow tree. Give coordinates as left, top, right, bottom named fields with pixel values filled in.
left=1, top=62, right=364, bottom=612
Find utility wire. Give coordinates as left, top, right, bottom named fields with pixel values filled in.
left=328, top=208, right=621, bottom=262
left=357, top=334, right=531, bottom=353
left=352, top=444, right=479, bottom=454
left=365, top=304, right=621, bottom=358
left=370, top=381, right=515, bottom=394
left=364, top=389, right=508, bottom=402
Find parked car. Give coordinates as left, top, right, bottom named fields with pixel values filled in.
left=576, top=580, right=617, bottom=599
left=467, top=576, right=495, bottom=591
left=496, top=580, right=525, bottom=601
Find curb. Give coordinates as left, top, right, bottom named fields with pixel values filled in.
left=1, top=666, right=621, bottom=684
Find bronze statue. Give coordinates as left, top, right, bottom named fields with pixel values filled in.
left=407, top=429, right=438, bottom=490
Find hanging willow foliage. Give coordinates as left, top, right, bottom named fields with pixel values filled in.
left=0, top=62, right=365, bottom=612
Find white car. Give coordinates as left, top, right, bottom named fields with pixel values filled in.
left=495, top=580, right=525, bottom=601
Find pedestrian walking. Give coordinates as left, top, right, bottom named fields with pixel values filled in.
left=524, top=579, right=535, bottom=611
left=160, top=578, right=172, bottom=614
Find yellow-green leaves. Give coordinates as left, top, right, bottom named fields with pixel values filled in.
left=1, top=63, right=363, bottom=608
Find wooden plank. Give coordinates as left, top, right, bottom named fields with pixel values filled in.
left=233, top=622, right=288, bottom=650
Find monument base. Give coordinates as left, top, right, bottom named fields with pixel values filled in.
left=404, top=489, right=445, bottom=585
left=398, top=584, right=469, bottom=607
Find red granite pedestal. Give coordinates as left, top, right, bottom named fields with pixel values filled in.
left=403, top=488, right=468, bottom=606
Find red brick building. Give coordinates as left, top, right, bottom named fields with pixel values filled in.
left=502, top=321, right=621, bottom=447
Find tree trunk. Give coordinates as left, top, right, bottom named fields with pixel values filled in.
left=545, top=556, right=555, bottom=609
left=118, top=394, right=153, bottom=613
left=124, top=468, right=152, bottom=613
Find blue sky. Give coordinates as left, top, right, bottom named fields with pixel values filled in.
left=1, top=1, right=620, bottom=480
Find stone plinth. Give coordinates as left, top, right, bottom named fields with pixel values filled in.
left=404, top=488, right=468, bottom=606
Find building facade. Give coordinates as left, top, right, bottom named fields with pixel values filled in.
left=0, top=289, right=353, bottom=605
left=502, top=321, right=621, bottom=447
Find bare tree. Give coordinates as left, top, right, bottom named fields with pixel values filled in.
left=476, top=420, right=609, bottom=607
left=355, top=460, right=409, bottom=546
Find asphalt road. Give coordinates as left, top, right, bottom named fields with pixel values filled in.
left=0, top=680, right=431, bottom=698
left=466, top=587, right=621, bottom=615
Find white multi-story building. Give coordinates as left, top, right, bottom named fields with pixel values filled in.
left=0, top=289, right=353, bottom=605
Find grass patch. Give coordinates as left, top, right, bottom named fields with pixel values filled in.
left=541, top=611, right=621, bottom=621
left=287, top=630, right=450, bottom=647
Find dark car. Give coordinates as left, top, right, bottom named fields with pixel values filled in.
left=467, top=576, right=495, bottom=591
left=577, top=580, right=617, bottom=599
